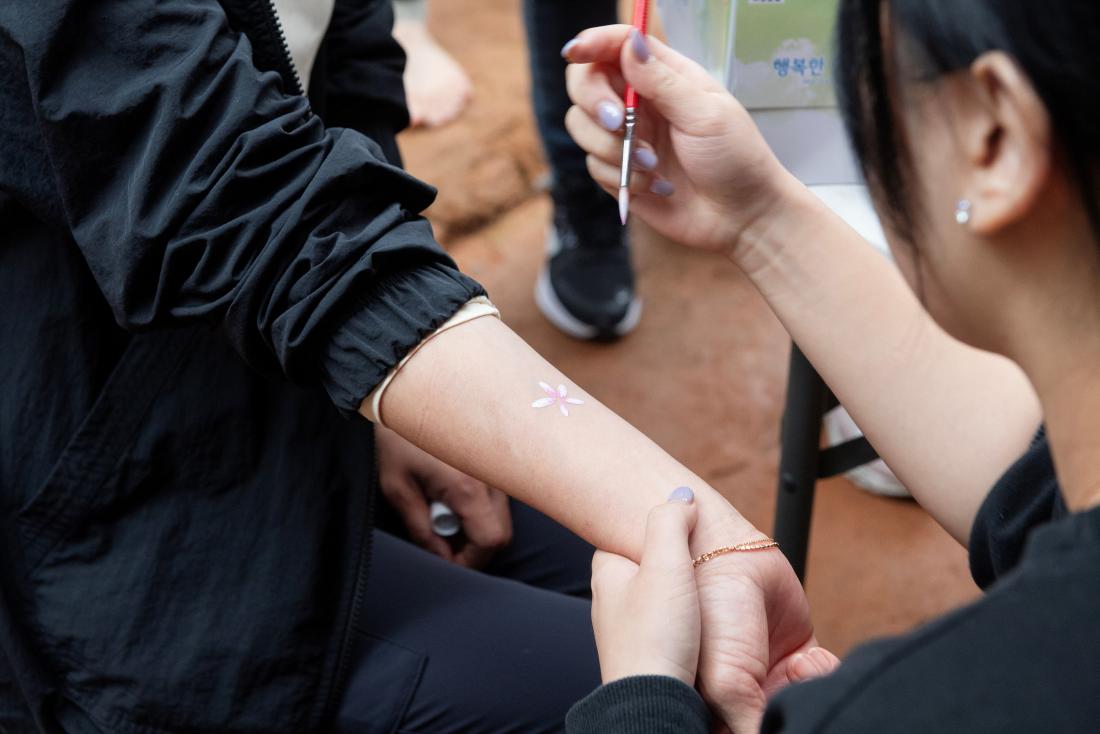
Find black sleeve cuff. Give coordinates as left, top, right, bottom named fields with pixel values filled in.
left=320, top=261, right=485, bottom=417
left=566, top=676, right=711, bottom=734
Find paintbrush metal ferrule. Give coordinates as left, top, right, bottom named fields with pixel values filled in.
left=618, top=107, right=637, bottom=225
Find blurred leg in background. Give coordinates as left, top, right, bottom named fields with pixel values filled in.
left=525, top=0, right=643, bottom=341
left=392, top=0, right=473, bottom=128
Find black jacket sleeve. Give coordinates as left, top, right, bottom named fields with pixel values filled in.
left=566, top=677, right=712, bottom=734
left=1, top=0, right=483, bottom=415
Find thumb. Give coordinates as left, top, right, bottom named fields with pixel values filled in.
left=620, top=31, right=722, bottom=131
left=640, top=487, right=699, bottom=572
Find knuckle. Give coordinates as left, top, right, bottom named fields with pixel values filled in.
left=446, top=488, right=474, bottom=506
left=565, top=63, right=593, bottom=102
left=590, top=551, right=629, bottom=587
left=694, top=94, right=736, bottom=136
left=654, top=67, right=679, bottom=96
left=565, top=62, right=580, bottom=91
left=378, top=478, right=398, bottom=499
left=452, top=478, right=480, bottom=497
left=707, top=670, right=764, bottom=711
left=564, top=105, right=583, bottom=133
left=695, top=112, right=724, bottom=138
left=384, top=483, right=414, bottom=506
left=586, top=154, right=609, bottom=181
left=602, top=132, right=624, bottom=161
left=481, top=525, right=511, bottom=550
left=409, top=528, right=433, bottom=547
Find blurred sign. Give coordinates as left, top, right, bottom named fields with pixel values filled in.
left=658, top=0, right=839, bottom=109
left=655, top=0, right=735, bottom=84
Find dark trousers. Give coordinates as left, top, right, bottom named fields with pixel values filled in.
left=524, top=0, right=619, bottom=188
left=337, top=501, right=600, bottom=733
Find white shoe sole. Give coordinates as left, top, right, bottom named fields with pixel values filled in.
left=824, top=409, right=911, bottom=498
left=535, top=268, right=642, bottom=340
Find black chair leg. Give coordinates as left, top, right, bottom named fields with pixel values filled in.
left=773, top=346, right=828, bottom=583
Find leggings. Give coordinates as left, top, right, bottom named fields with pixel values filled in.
left=337, top=500, right=600, bottom=733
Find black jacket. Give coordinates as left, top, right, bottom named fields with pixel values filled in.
left=0, top=1, right=483, bottom=731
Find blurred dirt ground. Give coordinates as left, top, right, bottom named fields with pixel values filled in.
left=397, top=0, right=978, bottom=656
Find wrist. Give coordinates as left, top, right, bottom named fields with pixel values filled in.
left=688, top=492, right=760, bottom=561
left=727, top=172, right=820, bottom=278
left=688, top=490, right=786, bottom=591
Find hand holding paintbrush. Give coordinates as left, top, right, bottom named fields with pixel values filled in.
left=562, top=22, right=782, bottom=253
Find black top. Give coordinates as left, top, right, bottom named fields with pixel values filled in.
left=568, top=431, right=1100, bottom=733
left=0, top=1, right=483, bottom=731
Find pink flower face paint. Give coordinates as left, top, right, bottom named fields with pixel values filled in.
left=531, top=381, right=585, bottom=417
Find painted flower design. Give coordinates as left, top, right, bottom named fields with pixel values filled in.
left=531, top=381, right=585, bottom=416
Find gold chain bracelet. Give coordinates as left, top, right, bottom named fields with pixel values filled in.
left=692, top=538, right=780, bottom=568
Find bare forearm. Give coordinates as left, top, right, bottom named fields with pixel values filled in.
left=738, top=182, right=1040, bottom=544
left=370, top=316, right=756, bottom=561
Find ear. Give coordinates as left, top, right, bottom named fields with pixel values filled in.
left=961, top=52, right=1053, bottom=235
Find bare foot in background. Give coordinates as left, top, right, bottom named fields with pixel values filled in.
left=393, top=12, right=473, bottom=129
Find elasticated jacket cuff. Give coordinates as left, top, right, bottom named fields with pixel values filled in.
left=320, top=262, right=485, bottom=416
left=566, top=676, right=711, bottom=734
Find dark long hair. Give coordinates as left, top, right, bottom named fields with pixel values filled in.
left=835, top=0, right=1100, bottom=239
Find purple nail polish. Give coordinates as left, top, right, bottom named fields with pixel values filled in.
left=561, top=38, right=580, bottom=59
left=633, top=147, right=658, bottom=171
left=597, top=100, right=624, bottom=131
left=650, top=179, right=675, bottom=197
left=630, top=29, right=651, bottom=63
left=668, top=486, right=694, bottom=504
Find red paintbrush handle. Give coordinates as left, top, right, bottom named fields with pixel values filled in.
left=625, top=86, right=639, bottom=110
left=624, top=0, right=648, bottom=109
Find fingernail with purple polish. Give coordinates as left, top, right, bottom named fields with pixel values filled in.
left=597, top=100, right=624, bottom=131
left=651, top=179, right=675, bottom=197
left=633, top=147, right=658, bottom=171
left=561, top=38, right=580, bottom=59
left=668, top=486, right=695, bottom=504
left=630, top=29, right=651, bottom=62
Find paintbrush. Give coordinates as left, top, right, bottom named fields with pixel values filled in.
left=618, top=0, right=650, bottom=225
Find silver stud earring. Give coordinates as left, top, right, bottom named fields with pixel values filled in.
left=955, top=199, right=972, bottom=225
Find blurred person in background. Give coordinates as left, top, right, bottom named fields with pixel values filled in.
left=527, top=0, right=643, bottom=341
left=394, top=0, right=641, bottom=340
left=392, top=0, right=474, bottom=128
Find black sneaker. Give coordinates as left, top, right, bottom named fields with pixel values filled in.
left=535, top=179, right=642, bottom=340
